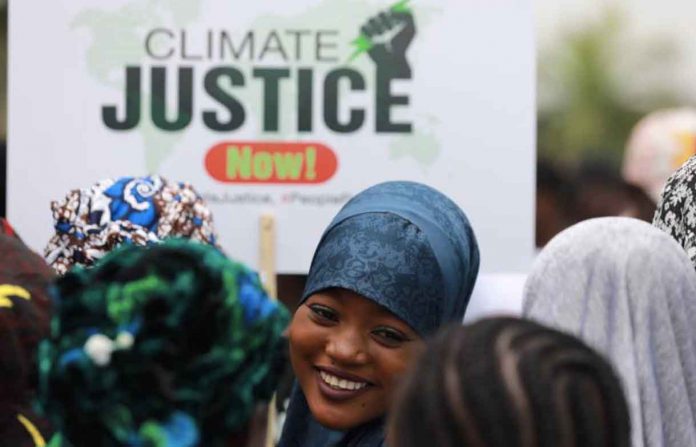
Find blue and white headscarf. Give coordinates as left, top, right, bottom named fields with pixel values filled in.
left=280, top=181, right=480, bottom=447
left=44, top=175, right=219, bottom=275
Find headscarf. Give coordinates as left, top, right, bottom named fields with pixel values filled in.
left=523, top=217, right=696, bottom=447
left=653, top=155, right=696, bottom=267
left=280, top=181, right=480, bottom=447
left=0, top=234, right=55, bottom=447
left=623, top=108, right=696, bottom=202
left=38, top=239, right=289, bottom=447
left=44, top=175, right=219, bottom=275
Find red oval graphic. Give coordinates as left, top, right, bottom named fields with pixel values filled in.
left=205, top=141, right=338, bottom=184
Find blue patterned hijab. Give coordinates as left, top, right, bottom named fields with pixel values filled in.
left=279, top=181, right=480, bottom=447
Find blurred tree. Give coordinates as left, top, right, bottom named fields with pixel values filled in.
left=537, top=8, right=680, bottom=168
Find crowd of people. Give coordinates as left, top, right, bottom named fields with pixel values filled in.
left=3, top=134, right=696, bottom=445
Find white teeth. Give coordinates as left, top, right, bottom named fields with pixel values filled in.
left=319, top=371, right=368, bottom=391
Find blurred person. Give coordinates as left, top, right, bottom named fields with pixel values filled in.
left=622, top=183, right=657, bottom=222
left=279, top=181, right=480, bottom=447
left=571, top=160, right=654, bottom=222
left=0, top=141, right=6, bottom=217
left=536, top=160, right=573, bottom=247
left=38, top=239, right=289, bottom=446
left=0, top=234, right=55, bottom=446
left=653, top=155, right=696, bottom=267
left=623, top=108, right=696, bottom=203
left=44, top=175, right=219, bottom=275
left=388, top=317, right=631, bottom=447
left=523, top=217, right=696, bottom=447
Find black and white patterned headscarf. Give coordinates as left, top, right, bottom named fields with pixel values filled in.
left=653, top=155, right=696, bottom=266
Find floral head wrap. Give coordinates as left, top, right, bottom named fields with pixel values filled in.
left=44, top=175, right=219, bottom=275
left=653, top=155, right=696, bottom=266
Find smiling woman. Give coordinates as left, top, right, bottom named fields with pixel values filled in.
left=290, top=289, right=422, bottom=431
left=279, top=181, right=480, bottom=447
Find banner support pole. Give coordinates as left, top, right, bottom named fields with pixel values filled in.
left=259, top=213, right=278, bottom=447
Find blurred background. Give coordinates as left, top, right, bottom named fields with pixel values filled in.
left=535, top=0, right=696, bottom=246
left=1, top=0, right=696, bottom=251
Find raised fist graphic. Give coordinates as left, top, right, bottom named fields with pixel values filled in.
left=360, top=7, right=415, bottom=79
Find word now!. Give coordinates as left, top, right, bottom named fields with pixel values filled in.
left=205, top=142, right=337, bottom=184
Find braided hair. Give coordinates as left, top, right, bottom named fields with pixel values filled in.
left=38, top=239, right=289, bottom=447
left=388, top=317, right=630, bottom=447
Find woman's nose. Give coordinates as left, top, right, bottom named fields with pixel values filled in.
left=325, top=328, right=369, bottom=365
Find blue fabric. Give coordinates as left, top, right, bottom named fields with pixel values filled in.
left=279, top=181, right=480, bottom=447
left=303, top=181, right=479, bottom=335
left=103, top=176, right=161, bottom=231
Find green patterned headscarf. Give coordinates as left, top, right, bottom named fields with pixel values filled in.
left=38, top=239, right=289, bottom=447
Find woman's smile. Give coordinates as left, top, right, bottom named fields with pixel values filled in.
left=315, top=366, right=373, bottom=401
left=288, top=288, right=422, bottom=430
left=317, top=369, right=373, bottom=401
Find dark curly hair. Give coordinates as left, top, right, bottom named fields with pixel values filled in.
left=388, top=317, right=631, bottom=447
left=38, top=239, right=289, bottom=446
left=0, top=234, right=54, bottom=446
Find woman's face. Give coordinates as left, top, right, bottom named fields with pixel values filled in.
left=288, top=288, right=423, bottom=430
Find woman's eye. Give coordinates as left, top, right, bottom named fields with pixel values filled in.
left=372, top=327, right=409, bottom=347
left=307, top=304, right=338, bottom=323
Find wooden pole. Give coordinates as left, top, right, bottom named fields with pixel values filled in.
left=259, top=213, right=278, bottom=447
left=259, top=214, right=277, bottom=298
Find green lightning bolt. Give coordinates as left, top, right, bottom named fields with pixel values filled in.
left=348, top=0, right=412, bottom=62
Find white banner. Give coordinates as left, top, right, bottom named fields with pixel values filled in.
left=9, top=0, right=535, bottom=273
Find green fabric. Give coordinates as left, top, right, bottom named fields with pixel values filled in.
left=38, top=239, right=289, bottom=446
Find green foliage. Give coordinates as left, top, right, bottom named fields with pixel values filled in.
left=538, top=8, right=679, bottom=168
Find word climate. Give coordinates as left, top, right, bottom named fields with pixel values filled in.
left=102, top=28, right=411, bottom=134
